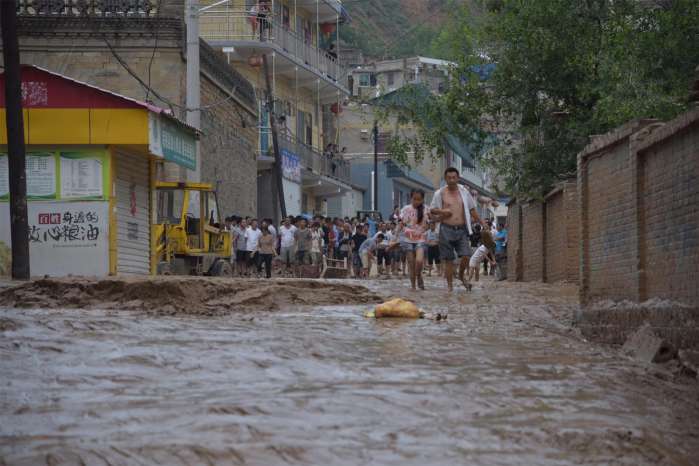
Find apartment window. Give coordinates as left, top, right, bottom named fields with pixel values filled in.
left=359, top=73, right=370, bottom=87
left=387, top=72, right=395, bottom=86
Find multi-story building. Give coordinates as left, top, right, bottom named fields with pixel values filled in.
left=350, top=56, right=452, bottom=100
left=339, top=56, right=501, bottom=220
left=199, top=0, right=352, bottom=218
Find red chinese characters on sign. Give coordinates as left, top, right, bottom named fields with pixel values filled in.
left=38, top=213, right=61, bottom=225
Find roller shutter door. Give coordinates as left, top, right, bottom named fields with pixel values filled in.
left=114, top=149, right=150, bottom=275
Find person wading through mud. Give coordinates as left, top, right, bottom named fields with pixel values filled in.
left=429, top=167, right=484, bottom=291
left=399, top=189, right=429, bottom=290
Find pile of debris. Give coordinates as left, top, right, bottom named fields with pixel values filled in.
left=622, top=324, right=699, bottom=381
left=0, top=276, right=382, bottom=316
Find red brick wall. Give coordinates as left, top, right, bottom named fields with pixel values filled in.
left=563, top=181, right=580, bottom=283
left=638, top=117, right=699, bottom=304
left=583, top=139, right=637, bottom=302
left=574, top=111, right=699, bottom=349
left=506, top=203, right=522, bottom=281
left=545, top=191, right=566, bottom=282
left=521, top=202, right=545, bottom=282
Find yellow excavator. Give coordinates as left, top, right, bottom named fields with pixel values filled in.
left=152, top=181, right=232, bottom=276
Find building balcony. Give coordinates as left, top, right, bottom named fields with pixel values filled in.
left=258, top=133, right=351, bottom=192
left=199, top=9, right=349, bottom=100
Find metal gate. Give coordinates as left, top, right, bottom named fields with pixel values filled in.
left=114, top=149, right=150, bottom=275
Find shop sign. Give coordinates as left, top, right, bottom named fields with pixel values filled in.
left=281, top=148, right=301, bottom=182
left=0, top=201, right=109, bottom=277
left=149, top=113, right=197, bottom=170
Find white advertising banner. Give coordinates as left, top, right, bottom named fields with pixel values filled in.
left=0, top=201, right=109, bottom=277
left=26, top=153, right=56, bottom=198
left=60, top=155, right=104, bottom=199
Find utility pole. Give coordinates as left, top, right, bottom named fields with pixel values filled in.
left=373, top=120, right=378, bottom=213
left=261, top=15, right=286, bottom=224
left=185, top=0, right=201, bottom=182
left=1, top=0, right=30, bottom=280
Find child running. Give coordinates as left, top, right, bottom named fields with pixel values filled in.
left=398, top=189, right=429, bottom=290
left=468, top=229, right=497, bottom=283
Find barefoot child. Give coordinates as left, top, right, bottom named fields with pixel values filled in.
left=468, top=229, right=496, bottom=282
left=398, top=189, right=429, bottom=290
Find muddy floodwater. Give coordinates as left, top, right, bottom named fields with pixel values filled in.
left=1, top=277, right=698, bottom=465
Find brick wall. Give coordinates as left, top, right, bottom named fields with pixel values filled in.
left=506, top=202, right=522, bottom=281
left=200, top=75, right=258, bottom=217
left=582, top=136, right=638, bottom=302
left=563, top=181, right=580, bottom=283
left=521, top=201, right=545, bottom=282
left=574, top=109, right=699, bottom=349
left=545, top=191, right=566, bottom=282
left=543, top=180, right=580, bottom=284
left=638, top=111, right=699, bottom=304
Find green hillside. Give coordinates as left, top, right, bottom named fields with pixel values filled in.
left=340, top=0, right=483, bottom=60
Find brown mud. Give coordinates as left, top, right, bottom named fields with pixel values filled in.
left=1, top=276, right=698, bottom=465
left=0, top=276, right=382, bottom=315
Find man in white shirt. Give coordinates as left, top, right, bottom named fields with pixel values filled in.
left=278, top=218, right=297, bottom=275
left=373, top=223, right=393, bottom=275
left=430, top=167, right=484, bottom=292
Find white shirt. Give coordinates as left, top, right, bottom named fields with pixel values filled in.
left=430, top=184, right=478, bottom=235
left=374, top=230, right=393, bottom=246
left=246, top=227, right=262, bottom=251
left=279, top=225, right=297, bottom=248
left=469, top=244, right=489, bottom=268
left=311, top=230, right=324, bottom=253
left=268, top=224, right=277, bottom=240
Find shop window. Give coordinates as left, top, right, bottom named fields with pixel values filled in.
left=359, top=73, right=370, bottom=87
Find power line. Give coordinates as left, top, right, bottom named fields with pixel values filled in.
left=103, top=37, right=248, bottom=115
left=145, top=0, right=164, bottom=102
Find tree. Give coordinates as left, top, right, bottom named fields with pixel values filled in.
left=379, top=0, right=699, bottom=197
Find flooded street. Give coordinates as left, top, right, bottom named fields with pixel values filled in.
left=1, top=277, right=698, bottom=465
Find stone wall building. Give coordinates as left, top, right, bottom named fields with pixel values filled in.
left=199, top=0, right=352, bottom=219
left=6, top=0, right=258, bottom=216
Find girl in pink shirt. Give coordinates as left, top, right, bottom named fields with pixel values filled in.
left=398, top=189, right=428, bottom=290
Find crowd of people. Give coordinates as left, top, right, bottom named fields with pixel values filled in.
left=223, top=167, right=508, bottom=291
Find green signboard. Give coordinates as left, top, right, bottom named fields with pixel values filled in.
left=148, top=113, right=197, bottom=170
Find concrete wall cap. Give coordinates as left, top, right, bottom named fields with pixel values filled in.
left=635, top=106, right=699, bottom=153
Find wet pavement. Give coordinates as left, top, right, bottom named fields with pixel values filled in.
left=1, top=276, right=698, bottom=465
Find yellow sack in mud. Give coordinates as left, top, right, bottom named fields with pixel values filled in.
left=365, top=298, right=423, bottom=319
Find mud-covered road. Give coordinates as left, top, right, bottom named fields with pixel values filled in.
left=1, top=276, right=698, bottom=465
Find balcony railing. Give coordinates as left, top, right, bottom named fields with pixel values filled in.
left=276, top=134, right=350, bottom=185
left=199, top=9, right=344, bottom=85
left=17, top=0, right=159, bottom=17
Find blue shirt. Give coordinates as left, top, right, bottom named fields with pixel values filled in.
left=367, top=218, right=377, bottom=237
left=495, top=229, right=507, bottom=253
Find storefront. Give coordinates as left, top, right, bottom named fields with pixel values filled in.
left=0, top=65, right=198, bottom=277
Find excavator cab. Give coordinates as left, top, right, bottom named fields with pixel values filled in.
left=152, top=182, right=232, bottom=276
